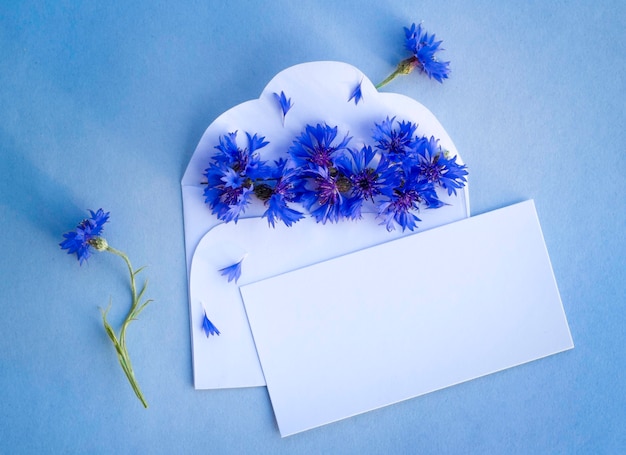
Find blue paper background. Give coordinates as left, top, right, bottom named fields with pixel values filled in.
left=1, top=1, right=624, bottom=453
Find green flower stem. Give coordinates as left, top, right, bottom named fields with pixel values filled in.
left=101, top=245, right=152, bottom=408
left=375, top=69, right=402, bottom=89
left=375, top=56, right=419, bottom=89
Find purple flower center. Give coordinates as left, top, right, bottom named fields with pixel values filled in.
left=311, top=145, right=334, bottom=168
left=352, top=169, right=378, bottom=200
left=316, top=175, right=340, bottom=205
left=221, top=186, right=244, bottom=205
left=391, top=191, right=418, bottom=212
left=388, top=137, right=405, bottom=155
left=420, top=162, right=443, bottom=183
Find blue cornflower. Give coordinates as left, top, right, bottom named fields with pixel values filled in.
left=404, top=23, right=450, bottom=83
left=60, top=208, right=110, bottom=264
left=372, top=117, right=419, bottom=161
left=299, top=167, right=351, bottom=224
left=376, top=22, right=450, bottom=88
left=202, top=310, right=220, bottom=337
left=377, top=190, right=422, bottom=232
left=348, top=79, right=363, bottom=105
left=204, top=163, right=255, bottom=223
left=289, top=123, right=352, bottom=169
left=415, top=136, right=468, bottom=195
left=219, top=255, right=246, bottom=283
left=220, top=186, right=254, bottom=223
left=334, top=146, right=399, bottom=219
left=212, top=131, right=270, bottom=180
left=274, top=91, right=293, bottom=126
left=204, top=131, right=270, bottom=223
left=377, top=168, right=441, bottom=231
left=60, top=208, right=152, bottom=407
left=262, top=159, right=305, bottom=227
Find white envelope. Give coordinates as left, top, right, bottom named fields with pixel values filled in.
left=181, top=61, right=469, bottom=389
left=240, top=200, right=574, bottom=437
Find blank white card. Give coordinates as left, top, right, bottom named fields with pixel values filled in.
left=240, top=200, right=574, bottom=437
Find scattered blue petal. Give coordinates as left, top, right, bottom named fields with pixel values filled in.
left=219, top=256, right=246, bottom=283
left=274, top=91, right=293, bottom=126
left=348, top=79, right=363, bottom=105
left=60, top=208, right=110, bottom=264
left=202, top=311, right=220, bottom=337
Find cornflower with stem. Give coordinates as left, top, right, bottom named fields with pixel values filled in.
left=60, top=209, right=152, bottom=408
left=376, top=22, right=450, bottom=89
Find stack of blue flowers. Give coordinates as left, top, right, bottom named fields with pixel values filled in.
left=203, top=117, right=467, bottom=232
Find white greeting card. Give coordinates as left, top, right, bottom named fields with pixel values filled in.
left=240, top=200, right=574, bottom=437
left=181, top=61, right=469, bottom=389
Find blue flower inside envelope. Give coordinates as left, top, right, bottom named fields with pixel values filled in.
left=181, top=61, right=469, bottom=389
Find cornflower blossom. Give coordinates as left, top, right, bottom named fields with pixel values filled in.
left=415, top=136, right=468, bottom=195
left=404, top=23, right=450, bottom=83
left=376, top=22, right=450, bottom=88
left=377, top=160, right=446, bottom=231
left=334, top=146, right=398, bottom=219
left=261, top=159, right=305, bottom=227
left=60, top=209, right=151, bottom=408
left=299, top=166, right=350, bottom=224
left=372, top=117, right=419, bottom=162
left=377, top=189, right=422, bottom=231
left=59, top=209, right=110, bottom=264
left=288, top=123, right=351, bottom=169
left=204, top=131, right=270, bottom=223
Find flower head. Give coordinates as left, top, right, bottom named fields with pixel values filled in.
left=377, top=190, right=422, bottom=232
left=204, top=165, right=255, bottom=223
left=334, top=146, right=399, bottom=219
left=289, top=123, right=351, bottom=169
left=376, top=23, right=451, bottom=88
left=299, top=167, right=351, bottom=224
left=204, top=131, right=270, bottom=223
left=212, top=131, right=270, bottom=180
left=219, top=255, right=246, bottom=283
left=415, top=136, right=468, bottom=195
left=404, top=23, right=450, bottom=83
left=202, top=311, right=221, bottom=337
left=372, top=117, right=418, bottom=161
left=262, top=159, right=305, bottom=227
left=274, top=91, right=293, bottom=126
left=60, top=209, right=110, bottom=264
left=60, top=208, right=152, bottom=407
left=377, top=167, right=441, bottom=231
